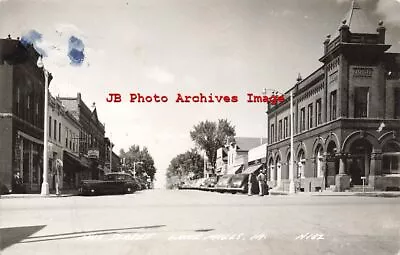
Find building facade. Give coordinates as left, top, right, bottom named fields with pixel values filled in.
left=215, top=147, right=228, bottom=176
left=59, top=93, right=106, bottom=180
left=104, top=137, right=120, bottom=174
left=0, top=38, right=50, bottom=193
left=112, top=151, right=121, bottom=172
left=59, top=93, right=106, bottom=179
left=223, top=137, right=267, bottom=175
left=266, top=2, right=400, bottom=192
left=47, top=93, right=88, bottom=190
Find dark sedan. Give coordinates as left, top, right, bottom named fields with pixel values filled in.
left=228, top=173, right=260, bottom=194
left=79, top=173, right=137, bottom=195
left=214, top=174, right=234, bottom=192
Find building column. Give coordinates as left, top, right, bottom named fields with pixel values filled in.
left=369, top=151, right=382, bottom=189
left=335, top=153, right=350, bottom=191
left=321, top=154, right=328, bottom=189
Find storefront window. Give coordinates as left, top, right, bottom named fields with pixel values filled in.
left=382, top=142, right=400, bottom=175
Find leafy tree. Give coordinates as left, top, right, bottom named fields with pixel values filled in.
left=190, top=119, right=235, bottom=172
left=119, top=145, right=157, bottom=180
left=166, top=149, right=204, bottom=188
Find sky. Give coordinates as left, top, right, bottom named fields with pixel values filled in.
left=1, top=0, right=400, bottom=188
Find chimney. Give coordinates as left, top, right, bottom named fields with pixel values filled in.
left=296, top=73, right=302, bottom=83
left=339, top=19, right=350, bottom=42
left=323, top=34, right=331, bottom=55
left=377, top=20, right=386, bottom=44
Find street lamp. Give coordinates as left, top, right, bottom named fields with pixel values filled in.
left=262, top=88, right=295, bottom=194
left=133, top=161, right=143, bottom=177
left=37, top=56, right=50, bottom=196
left=203, top=150, right=207, bottom=178
left=109, top=142, right=114, bottom=172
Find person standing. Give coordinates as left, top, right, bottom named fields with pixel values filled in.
left=54, top=158, right=63, bottom=196
left=248, top=173, right=253, bottom=196
left=257, top=170, right=266, bottom=196
left=12, top=172, right=24, bottom=193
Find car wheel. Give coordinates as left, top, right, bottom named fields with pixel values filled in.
left=125, top=187, right=133, bottom=194
left=90, top=189, right=96, bottom=195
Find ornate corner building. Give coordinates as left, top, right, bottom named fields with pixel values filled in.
left=266, top=1, right=400, bottom=192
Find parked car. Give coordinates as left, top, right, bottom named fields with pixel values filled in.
left=192, top=178, right=206, bottom=190
left=200, top=177, right=218, bottom=190
left=228, top=173, right=260, bottom=194
left=132, top=177, right=142, bottom=191
left=79, top=172, right=137, bottom=195
left=214, top=174, right=234, bottom=192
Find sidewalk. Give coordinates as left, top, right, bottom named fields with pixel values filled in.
left=0, top=189, right=79, bottom=199
left=269, top=190, right=400, bottom=197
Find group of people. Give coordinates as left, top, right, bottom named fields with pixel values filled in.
left=248, top=169, right=269, bottom=196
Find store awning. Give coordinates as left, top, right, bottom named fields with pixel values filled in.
left=63, top=151, right=81, bottom=171
left=227, top=165, right=242, bottom=175
left=242, top=164, right=262, bottom=174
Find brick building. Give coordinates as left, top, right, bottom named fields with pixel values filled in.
left=59, top=93, right=106, bottom=180
left=266, top=1, right=400, bottom=192
left=0, top=38, right=50, bottom=193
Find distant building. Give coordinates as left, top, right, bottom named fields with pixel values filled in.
left=104, top=138, right=120, bottom=173
left=223, top=137, right=267, bottom=175
left=59, top=93, right=106, bottom=180
left=215, top=147, right=228, bottom=176
left=0, top=38, right=50, bottom=193
left=266, top=1, right=400, bottom=192
left=112, top=151, right=120, bottom=172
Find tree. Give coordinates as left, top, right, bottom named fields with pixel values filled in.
left=190, top=119, right=235, bottom=172
left=119, top=145, right=157, bottom=181
left=166, top=149, right=204, bottom=188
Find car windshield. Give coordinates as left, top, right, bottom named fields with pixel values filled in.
left=231, top=175, right=246, bottom=185
left=218, top=176, right=232, bottom=185
left=104, top=175, right=116, bottom=181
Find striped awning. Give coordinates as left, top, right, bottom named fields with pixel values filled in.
left=242, top=164, right=262, bottom=174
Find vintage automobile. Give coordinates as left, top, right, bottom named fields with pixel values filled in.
left=200, top=177, right=218, bottom=191
left=228, top=173, right=260, bottom=194
left=79, top=172, right=137, bottom=195
left=214, top=174, right=234, bottom=192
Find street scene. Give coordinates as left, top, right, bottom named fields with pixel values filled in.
left=1, top=0, right=400, bottom=254
left=1, top=190, right=400, bottom=255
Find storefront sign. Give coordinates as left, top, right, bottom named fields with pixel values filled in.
left=88, top=149, right=99, bottom=159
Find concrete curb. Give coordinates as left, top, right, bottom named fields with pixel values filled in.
left=0, top=193, right=78, bottom=199
left=269, top=191, right=289, bottom=195
left=353, top=192, right=400, bottom=198
left=268, top=191, right=400, bottom=197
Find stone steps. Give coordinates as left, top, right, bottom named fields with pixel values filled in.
left=349, top=185, right=374, bottom=192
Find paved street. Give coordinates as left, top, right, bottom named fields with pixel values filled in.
left=1, top=190, right=400, bottom=255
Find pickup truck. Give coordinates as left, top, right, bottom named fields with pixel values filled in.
left=78, top=172, right=138, bottom=195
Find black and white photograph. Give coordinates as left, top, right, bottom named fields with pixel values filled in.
left=0, top=0, right=400, bottom=254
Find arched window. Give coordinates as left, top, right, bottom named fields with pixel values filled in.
left=315, top=145, right=324, bottom=178
left=276, top=156, right=281, bottom=183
